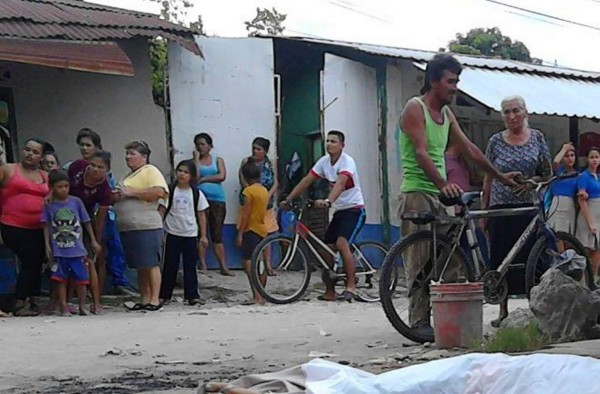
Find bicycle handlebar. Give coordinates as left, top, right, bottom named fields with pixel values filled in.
left=515, top=171, right=578, bottom=189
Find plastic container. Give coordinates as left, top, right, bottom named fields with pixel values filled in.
left=279, top=210, right=296, bottom=235
left=430, top=282, right=484, bottom=349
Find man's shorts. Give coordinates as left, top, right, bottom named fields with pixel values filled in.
left=50, top=256, right=90, bottom=285
left=241, top=231, right=263, bottom=260
left=324, top=207, right=366, bottom=245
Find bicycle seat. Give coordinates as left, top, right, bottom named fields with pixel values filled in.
left=401, top=211, right=436, bottom=225
left=439, top=191, right=480, bottom=207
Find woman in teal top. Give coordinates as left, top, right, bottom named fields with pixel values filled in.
left=193, top=133, right=233, bottom=276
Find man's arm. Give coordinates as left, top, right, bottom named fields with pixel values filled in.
left=401, top=100, right=448, bottom=190
left=282, top=172, right=318, bottom=203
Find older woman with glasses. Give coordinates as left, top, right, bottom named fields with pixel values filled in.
left=114, top=141, right=169, bottom=311
left=482, top=95, right=551, bottom=327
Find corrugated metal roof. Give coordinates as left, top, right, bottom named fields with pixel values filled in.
left=275, top=36, right=600, bottom=80
left=0, top=37, right=134, bottom=75
left=0, top=0, right=201, bottom=56
left=457, top=67, right=600, bottom=118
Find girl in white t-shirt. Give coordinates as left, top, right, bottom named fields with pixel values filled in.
left=159, top=160, right=209, bottom=305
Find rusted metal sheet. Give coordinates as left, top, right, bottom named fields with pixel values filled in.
left=0, top=0, right=201, bottom=56
left=0, top=37, right=134, bottom=76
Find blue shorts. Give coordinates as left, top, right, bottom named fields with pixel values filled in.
left=51, top=257, right=89, bottom=285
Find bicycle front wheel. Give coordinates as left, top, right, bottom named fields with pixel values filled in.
left=525, top=231, right=594, bottom=297
left=379, top=230, right=474, bottom=344
left=250, top=234, right=311, bottom=304
left=352, top=241, right=388, bottom=303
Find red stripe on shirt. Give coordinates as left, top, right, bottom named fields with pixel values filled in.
left=338, top=171, right=354, bottom=189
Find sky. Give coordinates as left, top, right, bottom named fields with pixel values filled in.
left=95, top=0, right=600, bottom=72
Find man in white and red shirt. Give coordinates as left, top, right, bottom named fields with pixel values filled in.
left=282, top=130, right=365, bottom=302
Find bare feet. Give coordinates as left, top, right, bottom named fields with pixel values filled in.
left=201, top=382, right=259, bottom=394
left=241, top=299, right=265, bottom=306
left=90, top=304, right=103, bottom=315
left=59, top=306, right=72, bottom=317
left=220, top=269, right=235, bottom=277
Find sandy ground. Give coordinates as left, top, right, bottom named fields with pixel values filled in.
left=0, top=272, right=527, bottom=393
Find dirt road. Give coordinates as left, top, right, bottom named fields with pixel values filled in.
left=0, top=273, right=525, bottom=393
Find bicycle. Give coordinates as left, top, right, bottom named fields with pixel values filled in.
left=249, top=201, right=388, bottom=304
left=379, top=172, right=594, bottom=344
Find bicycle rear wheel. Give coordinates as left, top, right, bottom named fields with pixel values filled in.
left=250, top=234, right=311, bottom=304
left=379, top=230, right=474, bottom=344
left=525, top=231, right=594, bottom=297
left=352, top=241, right=388, bottom=303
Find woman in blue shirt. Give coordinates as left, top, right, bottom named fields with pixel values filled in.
left=576, top=147, right=600, bottom=279
left=193, top=133, right=234, bottom=276
left=547, top=142, right=578, bottom=239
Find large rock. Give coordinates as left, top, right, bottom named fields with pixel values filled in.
left=530, top=268, right=600, bottom=342
left=500, top=308, right=537, bottom=329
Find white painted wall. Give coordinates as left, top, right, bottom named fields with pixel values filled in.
left=168, top=36, right=276, bottom=223
left=385, top=62, right=404, bottom=226
left=0, top=39, right=168, bottom=179
left=322, top=53, right=381, bottom=224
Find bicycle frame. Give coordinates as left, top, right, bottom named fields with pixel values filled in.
left=280, top=207, right=377, bottom=276
left=435, top=183, right=557, bottom=282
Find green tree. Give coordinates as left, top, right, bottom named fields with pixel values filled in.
left=245, top=7, right=286, bottom=36
left=144, top=0, right=205, bottom=107
left=447, top=27, right=541, bottom=64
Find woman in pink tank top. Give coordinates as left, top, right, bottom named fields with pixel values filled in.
left=0, top=138, right=50, bottom=316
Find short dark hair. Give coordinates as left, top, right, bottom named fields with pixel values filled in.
left=90, top=151, right=112, bottom=169
left=421, top=53, right=463, bottom=94
left=48, top=169, right=69, bottom=186
left=43, top=151, right=59, bottom=163
left=327, top=130, right=345, bottom=144
left=24, top=138, right=52, bottom=155
left=587, top=146, right=600, bottom=157
left=252, top=137, right=270, bottom=152
left=241, top=157, right=260, bottom=181
left=194, top=132, right=213, bottom=147
left=124, top=140, right=151, bottom=161
left=76, top=128, right=102, bottom=149
left=175, top=159, right=198, bottom=185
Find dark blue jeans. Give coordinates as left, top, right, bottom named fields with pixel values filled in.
left=103, top=218, right=129, bottom=287
left=159, top=234, right=199, bottom=301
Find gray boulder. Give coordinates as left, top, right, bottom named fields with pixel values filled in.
left=530, top=268, right=600, bottom=342
left=500, top=307, right=537, bottom=329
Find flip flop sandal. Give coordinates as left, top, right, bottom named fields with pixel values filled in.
left=14, top=306, right=40, bottom=317
left=267, top=270, right=277, bottom=277
left=337, top=290, right=357, bottom=303
left=144, top=303, right=163, bottom=311
left=126, top=302, right=146, bottom=311
left=0, top=309, right=12, bottom=318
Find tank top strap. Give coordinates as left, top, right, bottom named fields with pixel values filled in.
left=212, top=155, right=219, bottom=170
left=413, top=97, right=448, bottom=126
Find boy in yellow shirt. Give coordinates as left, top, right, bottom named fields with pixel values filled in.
left=236, top=158, right=269, bottom=305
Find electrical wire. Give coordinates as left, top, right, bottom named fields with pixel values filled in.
left=482, top=0, right=600, bottom=32
left=325, top=0, right=389, bottom=23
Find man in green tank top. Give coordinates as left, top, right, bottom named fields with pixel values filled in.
left=399, top=54, right=517, bottom=337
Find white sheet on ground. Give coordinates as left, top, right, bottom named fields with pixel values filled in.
left=303, top=353, right=600, bottom=394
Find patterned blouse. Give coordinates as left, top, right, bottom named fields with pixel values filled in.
left=485, top=129, right=551, bottom=207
